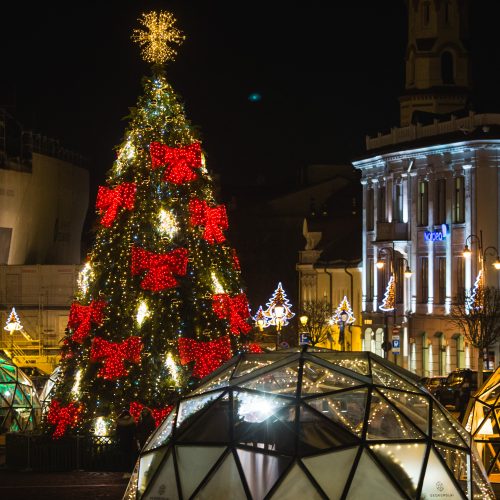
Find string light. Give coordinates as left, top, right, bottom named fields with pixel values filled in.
left=211, top=272, right=225, bottom=294
left=158, top=209, right=178, bottom=239
left=77, top=262, right=94, bottom=297
left=136, top=300, right=150, bottom=327
left=379, top=274, right=396, bottom=311
left=164, top=352, right=180, bottom=385
left=71, top=369, right=82, bottom=399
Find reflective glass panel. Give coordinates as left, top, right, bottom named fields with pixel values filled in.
left=435, top=444, right=468, bottom=497
left=175, top=445, right=225, bottom=499
left=371, top=362, right=420, bottom=392
left=378, top=388, right=429, bottom=434
left=236, top=448, right=290, bottom=500
left=421, top=447, right=463, bottom=499
left=367, top=390, right=423, bottom=440
left=471, top=451, right=496, bottom=499
left=0, top=383, right=16, bottom=405
left=305, top=389, right=367, bottom=437
left=190, top=366, right=234, bottom=396
left=346, top=450, right=404, bottom=500
left=143, top=452, right=178, bottom=500
left=239, top=362, right=299, bottom=395
left=176, top=391, right=223, bottom=429
left=370, top=442, right=425, bottom=498
left=301, top=362, right=364, bottom=395
left=196, top=453, right=246, bottom=500
left=271, top=463, right=323, bottom=500
left=432, top=404, right=469, bottom=448
left=144, top=409, right=177, bottom=452
left=302, top=447, right=358, bottom=498
left=233, top=354, right=291, bottom=378
left=311, top=352, right=370, bottom=375
left=138, top=449, right=167, bottom=496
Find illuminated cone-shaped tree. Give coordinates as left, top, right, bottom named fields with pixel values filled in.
left=263, top=282, right=295, bottom=327
left=331, top=296, right=356, bottom=325
left=467, top=270, right=484, bottom=312
left=379, top=274, right=396, bottom=312
left=48, top=11, right=250, bottom=438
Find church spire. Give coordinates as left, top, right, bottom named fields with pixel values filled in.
left=399, top=0, right=471, bottom=126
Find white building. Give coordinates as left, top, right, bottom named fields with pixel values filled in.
left=353, top=0, right=500, bottom=376
left=0, top=110, right=88, bottom=372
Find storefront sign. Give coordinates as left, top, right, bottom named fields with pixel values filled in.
left=424, top=224, right=448, bottom=242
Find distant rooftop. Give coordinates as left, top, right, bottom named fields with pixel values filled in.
left=0, top=108, right=86, bottom=172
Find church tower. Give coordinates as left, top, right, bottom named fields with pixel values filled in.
left=399, top=0, right=470, bottom=126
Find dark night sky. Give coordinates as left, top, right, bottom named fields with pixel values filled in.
left=3, top=2, right=500, bottom=191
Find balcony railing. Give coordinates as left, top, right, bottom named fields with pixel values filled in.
left=376, top=222, right=409, bottom=241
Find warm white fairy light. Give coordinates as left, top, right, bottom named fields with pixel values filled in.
left=165, top=352, right=179, bottom=385
left=93, top=416, right=109, bottom=436
left=136, top=301, right=150, bottom=327
left=158, top=209, right=178, bottom=239
left=71, top=369, right=82, bottom=399
left=211, top=272, right=225, bottom=294
left=200, top=152, right=208, bottom=174
left=77, top=262, right=93, bottom=296
left=132, top=11, right=185, bottom=65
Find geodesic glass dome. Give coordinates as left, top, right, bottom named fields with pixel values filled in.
left=465, top=365, right=500, bottom=483
left=39, top=365, right=61, bottom=413
left=0, top=354, right=42, bottom=432
left=124, top=349, right=494, bottom=500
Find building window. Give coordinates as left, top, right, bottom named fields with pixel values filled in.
left=453, top=176, right=465, bottom=223
left=378, top=185, right=386, bottom=222
left=417, top=180, right=428, bottom=226
left=396, top=258, right=404, bottom=303
left=367, top=188, right=374, bottom=231
left=435, top=178, right=447, bottom=225
left=420, top=257, right=429, bottom=303
left=437, top=257, right=446, bottom=304
left=422, top=2, right=430, bottom=26
left=444, top=1, right=451, bottom=24
left=441, top=52, right=454, bottom=84
left=367, top=258, right=374, bottom=301
left=456, top=256, right=465, bottom=303
left=393, top=182, right=403, bottom=223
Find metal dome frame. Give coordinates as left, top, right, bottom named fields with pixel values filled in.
left=124, top=349, right=494, bottom=500
left=0, top=354, right=42, bottom=433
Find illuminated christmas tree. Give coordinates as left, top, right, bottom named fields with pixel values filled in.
left=379, top=274, right=396, bottom=312
left=263, top=282, right=295, bottom=327
left=331, top=296, right=355, bottom=325
left=47, top=11, right=250, bottom=438
left=467, top=270, right=484, bottom=312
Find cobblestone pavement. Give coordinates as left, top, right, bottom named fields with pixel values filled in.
left=0, top=470, right=129, bottom=500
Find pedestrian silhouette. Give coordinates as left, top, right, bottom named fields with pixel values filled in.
left=136, top=407, right=156, bottom=450
left=115, top=409, right=137, bottom=472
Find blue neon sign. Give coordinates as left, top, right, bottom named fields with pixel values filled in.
left=424, top=224, right=449, bottom=242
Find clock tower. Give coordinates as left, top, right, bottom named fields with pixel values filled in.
left=400, top=0, right=470, bottom=126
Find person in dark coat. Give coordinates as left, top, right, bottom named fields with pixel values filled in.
left=116, top=409, right=137, bottom=472
left=136, top=407, right=156, bottom=449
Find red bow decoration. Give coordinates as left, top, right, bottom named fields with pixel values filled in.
left=131, top=246, right=188, bottom=291
left=90, top=336, right=143, bottom=380
left=246, top=343, right=264, bottom=353
left=150, top=142, right=202, bottom=184
left=178, top=336, right=232, bottom=378
left=189, top=199, right=228, bottom=244
left=212, top=293, right=252, bottom=335
left=68, top=300, right=106, bottom=344
left=47, top=400, right=83, bottom=439
left=96, top=182, right=136, bottom=227
left=129, top=402, right=173, bottom=427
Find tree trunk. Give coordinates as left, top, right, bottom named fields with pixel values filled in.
left=477, top=350, right=484, bottom=389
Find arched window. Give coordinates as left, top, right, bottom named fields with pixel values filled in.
left=441, top=51, right=454, bottom=84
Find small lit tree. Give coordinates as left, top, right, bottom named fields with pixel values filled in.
left=449, top=285, right=500, bottom=387
left=300, top=300, right=332, bottom=347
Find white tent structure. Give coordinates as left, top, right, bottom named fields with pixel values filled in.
left=124, top=349, right=494, bottom=499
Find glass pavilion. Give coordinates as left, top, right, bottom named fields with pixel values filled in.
left=465, top=365, right=500, bottom=484
left=124, top=349, right=494, bottom=499
left=0, top=354, right=42, bottom=433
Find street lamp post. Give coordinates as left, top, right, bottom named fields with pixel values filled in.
left=273, top=305, right=285, bottom=350
left=376, top=246, right=412, bottom=359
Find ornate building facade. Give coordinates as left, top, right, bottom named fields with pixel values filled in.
left=354, top=0, right=500, bottom=376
